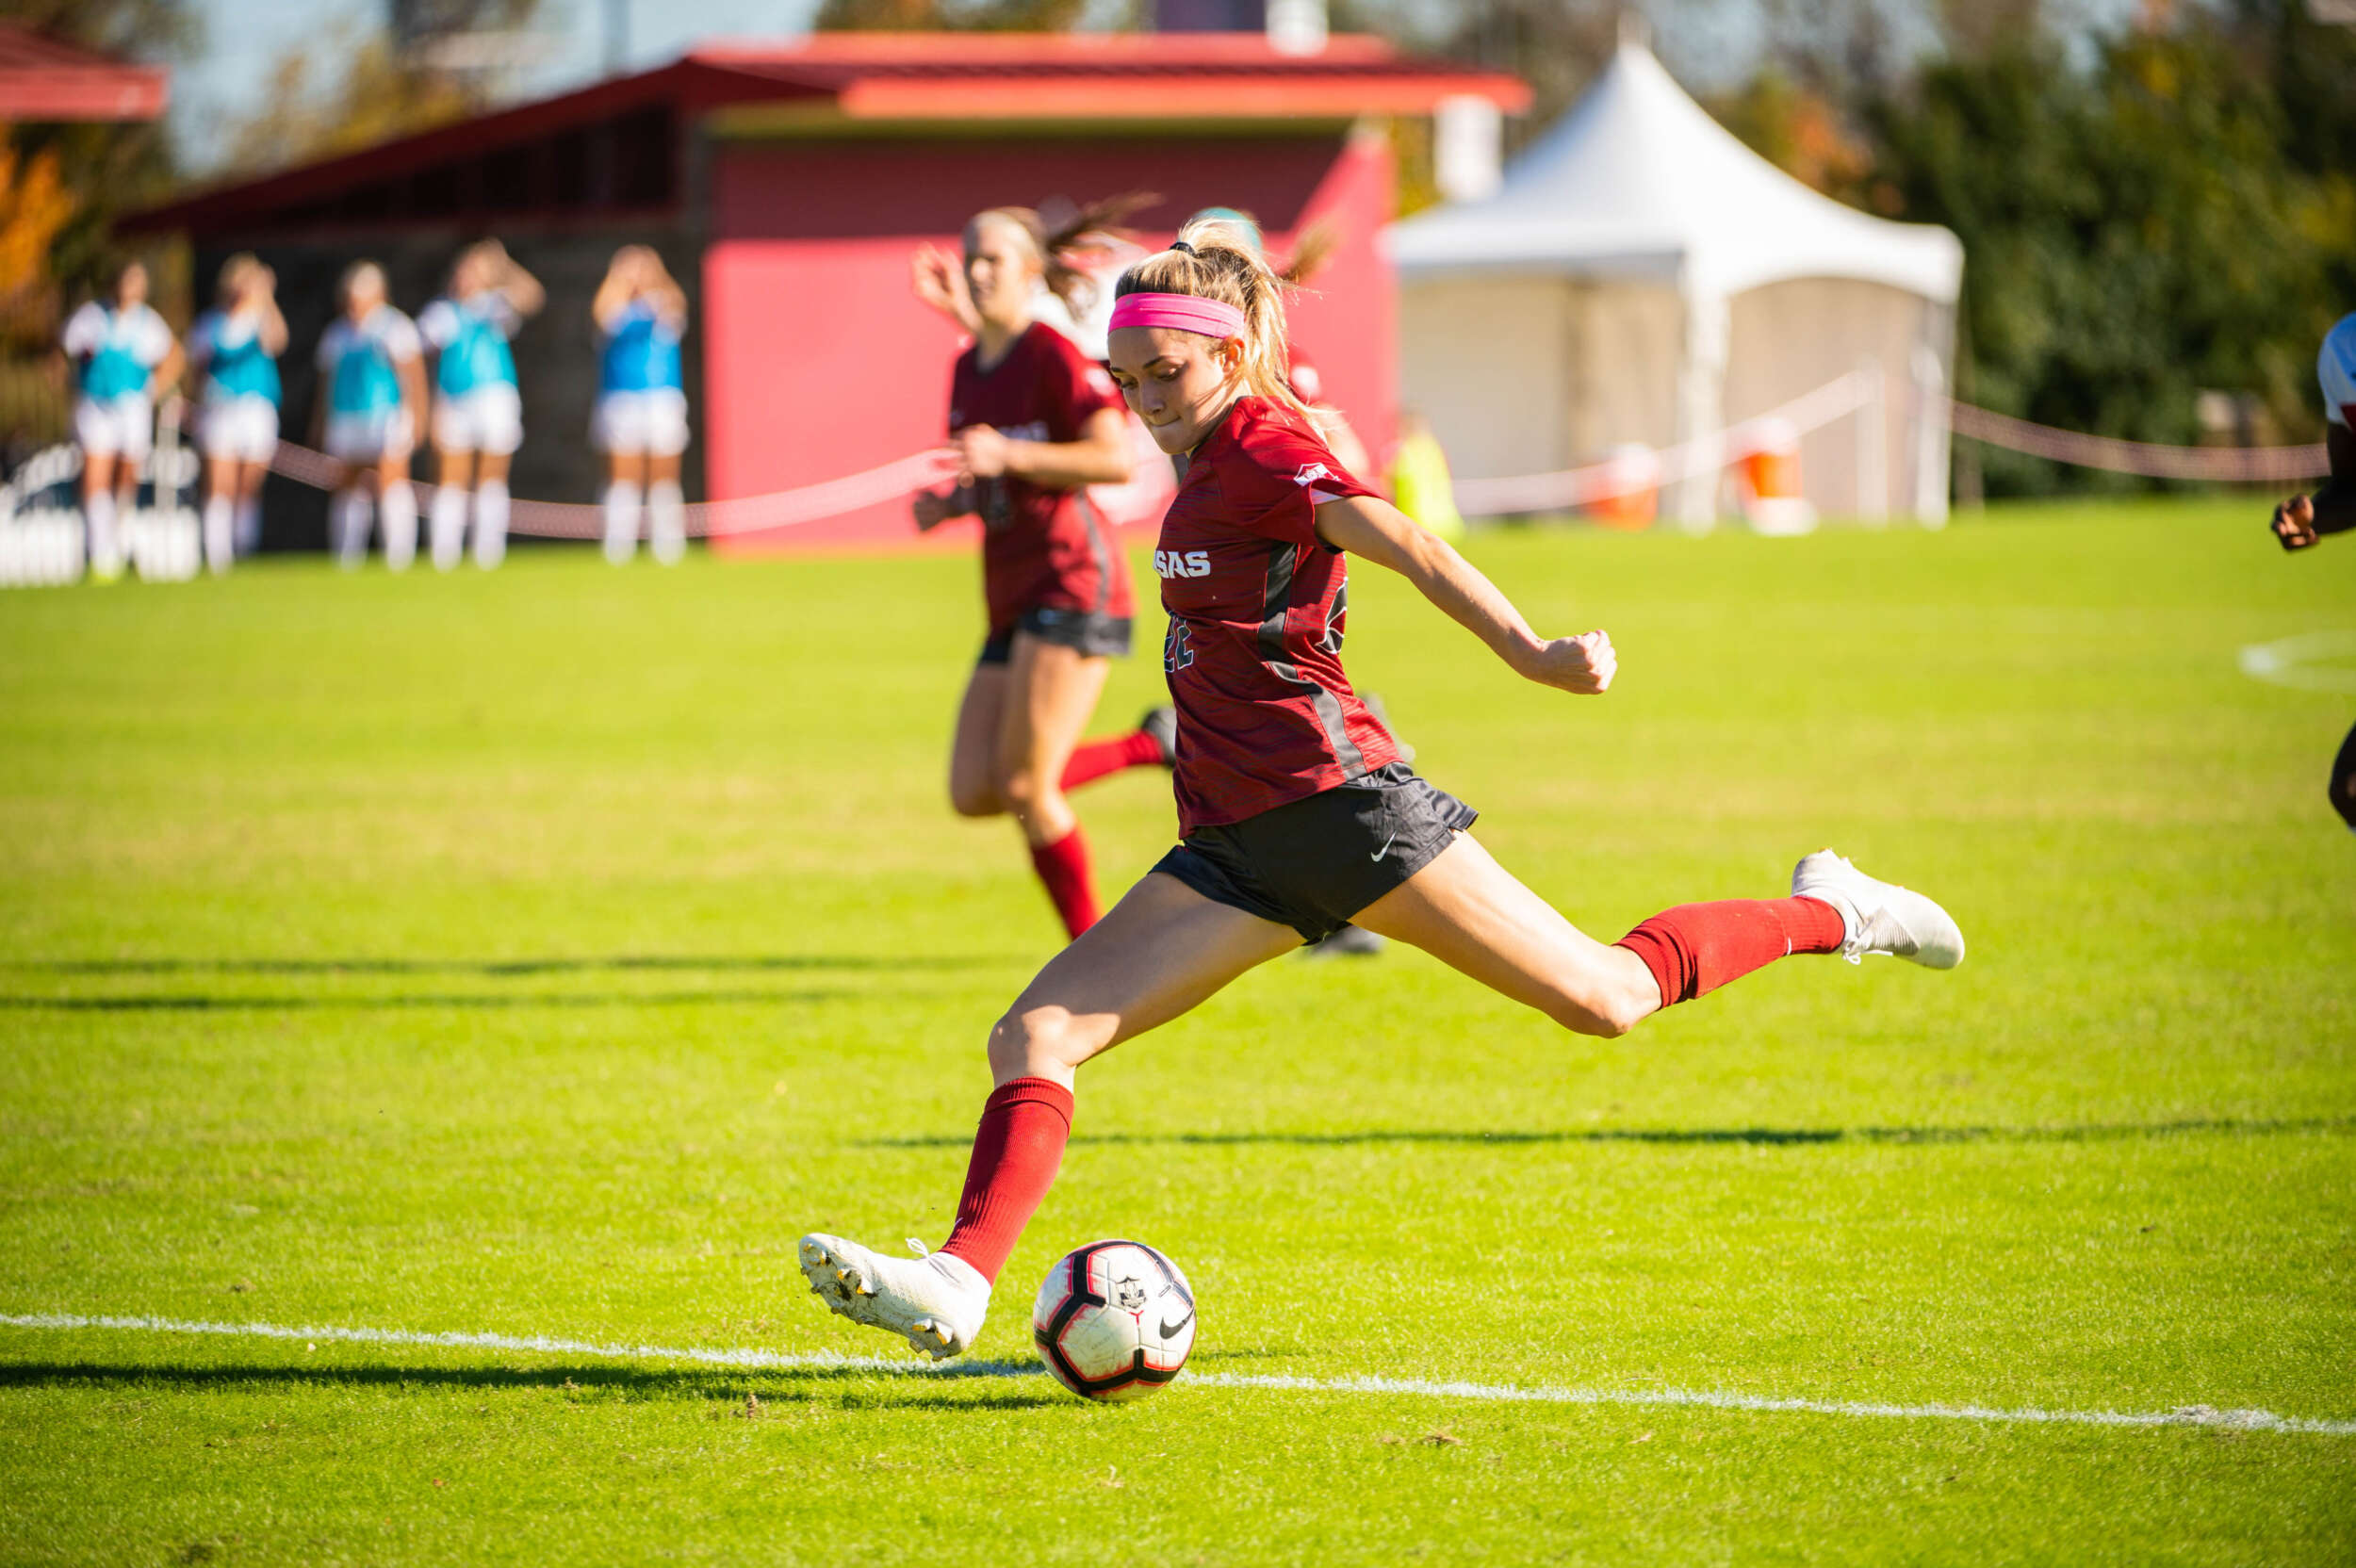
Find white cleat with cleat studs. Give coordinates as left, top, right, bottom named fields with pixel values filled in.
left=1791, top=850, right=1966, bottom=970
left=798, top=1233, right=990, bottom=1361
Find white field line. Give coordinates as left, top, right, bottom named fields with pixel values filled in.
left=5, top=1312, right=2352, bottom=1436
left=2238, top=631, right=2356, bottom=694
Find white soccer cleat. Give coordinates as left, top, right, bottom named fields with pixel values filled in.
left=798, top=1233, right=990, bottom=1361
left=1791, top=850, right=1965, bottom=970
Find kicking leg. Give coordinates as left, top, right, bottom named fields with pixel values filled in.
left=800, top=872, right=1296, bottom=1357
left=1357, top=837, right=1961, bottom=1036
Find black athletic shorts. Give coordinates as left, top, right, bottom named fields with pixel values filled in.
left=1152, top=762, right=1479, bottom=943
left=977, top=606, right=1134, bottom=666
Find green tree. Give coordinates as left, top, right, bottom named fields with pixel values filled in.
left=1864, top=13, right=2355, bottom=494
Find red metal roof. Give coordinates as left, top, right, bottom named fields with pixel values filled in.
left=128, top=32, right=1524, bottom=234
left=0, top=21, right=170, bottom=121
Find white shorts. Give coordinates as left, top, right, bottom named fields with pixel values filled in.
left=324, top=407, right=415, bottom=466
left=591, top=387, right=689, bottom=458
left=432, top=384, right=523, bottom=456
left=199, top=395, right=280, bottom=463
left=75, top=394, right=154, bottom=462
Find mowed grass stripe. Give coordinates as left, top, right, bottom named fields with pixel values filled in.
left=8, top=1315, right=2352, bottom=1435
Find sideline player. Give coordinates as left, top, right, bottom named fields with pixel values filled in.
left=312, top=262, right=426, bottom=570
left=907, top=198, right=1176, bottom=939
left=188, top=253, right=286, bottom=573
left=2267, top=308, right=2356, bottom=830
left=60, top=260, right=180, bottom=581
left=592, top=245, right=690, bottom=565
left=419, top=240, right=542, bottom=571
left=798, top=219, right=1965, bottom=1359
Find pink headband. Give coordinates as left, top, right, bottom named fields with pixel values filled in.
left=1108, top=292, right=1246, bottom=338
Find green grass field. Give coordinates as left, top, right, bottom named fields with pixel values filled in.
left=2, top=498, right=2352, bottom=1565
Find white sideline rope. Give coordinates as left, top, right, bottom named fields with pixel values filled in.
left=5, top=1312, right=2351, bottom=1435
left=267, top=441, right=960, bottom=542
left=1949, top=402, right=2330, bottom=482
left=1448, top=371, right=1877, bottom=518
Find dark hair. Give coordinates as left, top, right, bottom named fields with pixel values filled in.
left=967, top=191, right=1158, bottom=313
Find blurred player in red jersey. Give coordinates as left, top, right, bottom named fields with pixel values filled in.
left=908, top=198, right=1176, bottom=940
left=2267, top=309, right=2356, bottom=830
left=800, top=218, right=1965, bottom=1359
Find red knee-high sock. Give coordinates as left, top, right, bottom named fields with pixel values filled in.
left=940, top=1076, right=1074, bottom=1284
left=1614, top=897, right=1847, bottom=1007
left=1059, top=730, right=1163, bottom=791
left=1028, top=826, right=1099, bottom=939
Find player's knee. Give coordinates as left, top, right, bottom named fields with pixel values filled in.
left=997, top=764, right=1041, bottom=815
left=987, top=1004, right=1085, bottom=1080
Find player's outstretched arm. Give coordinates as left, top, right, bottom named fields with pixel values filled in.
left=1314, top=493, right=1614, bottom=695
left=2273, top=425, right=2356, bottom=549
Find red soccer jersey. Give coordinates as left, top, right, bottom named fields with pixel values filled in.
left=1153, top=396, right=1401, bottom=834
left=948, top=323, right=1134, bottom=636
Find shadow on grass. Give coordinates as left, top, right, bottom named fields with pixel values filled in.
left=4, top=956, right=1007, bottom=977
left=863, top=1116, right=2356, bottom=1151
left=0, top=990, right=859, bottom=1012
left=0, top=1360, right=1061, bottom=1408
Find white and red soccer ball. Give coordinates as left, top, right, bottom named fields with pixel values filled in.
left=1031, top=1239, right=1196, bottom=1401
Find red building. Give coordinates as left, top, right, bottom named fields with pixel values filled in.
left=128, top=34, right=1523, bottom=549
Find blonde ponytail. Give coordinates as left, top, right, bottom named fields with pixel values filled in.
left=1115, top=214, right=1306, bottom=416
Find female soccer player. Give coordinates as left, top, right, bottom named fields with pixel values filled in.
left=188, top=254, right=286, bottom=573
left=61, top=260, right=180, bottom=582
left=312, top=261, right=427, bottom=570
left=2266, top=308, right=2356, bottom=830
left=418, top=240, right=542, bottom=571
left=591, top=245, right=690, bottom=565
left=907, top=198, right=1176, bottom=940
left=800, top=219, right=1965, bottom=1359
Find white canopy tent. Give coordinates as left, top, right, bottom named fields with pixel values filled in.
left=1387, top=37, right=1965, bottom=525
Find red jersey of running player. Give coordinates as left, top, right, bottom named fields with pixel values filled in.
left=949, top=322, right=1136, bottom=637
left=1153, top=396, right=1402, bottom=835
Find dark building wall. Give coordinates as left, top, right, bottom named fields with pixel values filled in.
left=195, top=224, right=698, bottom=552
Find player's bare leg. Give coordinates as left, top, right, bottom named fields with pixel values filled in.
left=947, top=662, right=1010, bottom=818
left=1351, top=833, right=1663, bottom=1036
left=801, top=873, right=1294, bottom=1356
left=998, top=633, right=1113, bottom=935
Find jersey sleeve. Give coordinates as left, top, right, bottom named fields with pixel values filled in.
left=1220, top=404, right=1380, bottom=548
left=135, top=309, right=174, bottom=367
left=187, top=313, right=219, bottom=369
left=483, top=292, right=522, bottom=337
left=59, top=302, right=101, bottom=358
left=381, top=311, right=423, bottom=363
left=417, top=300, right=457, bottom=350
left=2322, top=314, right=2356, bottom=428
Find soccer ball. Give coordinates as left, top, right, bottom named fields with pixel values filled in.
left=1031, top=1239, right=1196, bottom=1401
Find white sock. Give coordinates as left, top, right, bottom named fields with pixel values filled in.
left=84, top=491, right=119, bottom=576
left=204, top=495, right=235, bottom=575
left=381, top=482, right=417, bottom=573
left=333, top=488, right=371, bottom=569
left=602, top=480, right=642, bottom=564
left=430, top=484, right=467, bottom=572
left=473, top=480, right=508, bottom=569
left=233, top=496, right=262, bottom=557
left=648, top=480, right=686, bottom=565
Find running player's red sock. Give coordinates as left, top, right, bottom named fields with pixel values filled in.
left=1059, top=730, right=1163, bottom=791
left=1614, top=897, right=1847, bottom=1006
left=940, top=1076, right=1073, bottom=1284
left=1029, top=827, right=1100, bottom=938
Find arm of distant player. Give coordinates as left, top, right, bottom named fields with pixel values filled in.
left=954, top=407, right=1132, bottom=490
left=2272, top=424, right=2356, bottom=549
left=1313, top=492, right=1614, bottom=696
